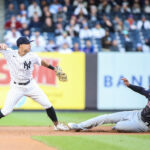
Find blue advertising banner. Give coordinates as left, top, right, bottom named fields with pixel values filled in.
left=97, top=52, right=150, bottom=110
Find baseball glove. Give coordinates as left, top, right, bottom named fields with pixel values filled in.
left=55, top=66, right=68, bottom=82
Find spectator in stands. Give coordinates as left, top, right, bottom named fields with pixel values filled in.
left=22, top=29, right=31, bottom=38
left=132, top=1, right=141, bottom=14
left=136, top=43, right=143, bottom=52
left=56, top=16, right=66, bottom=27
left=5, top=16, right=22, bottom=30
left=72, top=42, right=82, bottom=52
left=45, top=40, right=58, bottom=52
left=121, top=0, right=129, bottom=6
left=110, top=40, right=119, bottom=51
left=17, top=11, right=29, bottom=24
left=89, top=5, right=98, bottom=22
left=76, top=9, right=87, bottom=24
left=65, top=18, right=80, bottom=37
left=124, top=14, right=136, bottom=30
left=41, top=5, right=52, bottom=22
left=63, top=0, right=74, bottom=19
left=4, top=28, right=21, bottom=49
left=79, top=23, right=92, bottom=39
left=144, top=0, right=150, bottom=13
left=83, top=40, right=94, bottom=53
left=4, top=0, right=150, bottom=53
left=143, top=44, right=150, bottom=52
left=59, top=43, right=72, bottom=53
left=49, top=0, right=62, bottom=14
left=102, top=29, right=112, bottom=50
left=30, top=30, right=46, bottom=52
left=28, top=0, right=42, bottom=18
left=112, top=3, right=121, bottom=14
left=98, top=0, right=111, bottom=13
left=19, top=3, right=27, bottom=15
left=56, top=31, right=72, bottom=48
left=113, top=16, right=124, bottom=32
left=88, top=0, right=97, bottom=7
left=29, top=13, right=42, bottom=31
left=73, top=0, right=87, bottom=10
left=137, top=15, right=150, bottom=30
left=53, top=7, right=67, bottom=23
left=102, top=15, right=114, bottom=33
left=121, top=2, right=131, bottom=13
left=55, top=23, right=64, bottom=37
left=144, top=38, right=150, bottom=48
left=42, top=17, right=54, bottom=33
left=5, top=3, right=18, bottom=20
left=70, top=15, right=77, bottom=22
left=92, top=22, right=105, bottom=39
left=74, top=2, right=88, bottom=16
left=20, top=23, right=29, bottom=35
left=123, top=30, right=133, bottom=51
left=40, top=0, right=48, bottom=10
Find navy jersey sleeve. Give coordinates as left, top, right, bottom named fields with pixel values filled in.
left=128, top=84, right=149, bottom=98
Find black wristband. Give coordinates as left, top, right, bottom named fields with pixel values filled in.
left=48, top=65, right=55, bottom=70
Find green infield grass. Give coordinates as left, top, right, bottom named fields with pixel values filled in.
left=33, top=135, right=150, bottom=150
left=0, top=111, right=102, bottom=126
left=1, top=111, right=149, bottom=150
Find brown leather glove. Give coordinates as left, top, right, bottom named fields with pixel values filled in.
left=55, top=66, right=68, bottom=82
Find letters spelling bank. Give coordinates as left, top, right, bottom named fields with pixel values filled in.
left=104, top=75, right=150, bottom=88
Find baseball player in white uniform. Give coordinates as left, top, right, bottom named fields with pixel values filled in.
left=0, top=36, right=69, bottom=131
left=68, top=78, right=150, bottom=132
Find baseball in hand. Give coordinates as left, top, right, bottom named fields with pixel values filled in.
left=0, top=43, right=8, bottom=50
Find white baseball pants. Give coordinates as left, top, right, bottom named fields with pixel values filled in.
left=1, top=80, right=52, bottom=116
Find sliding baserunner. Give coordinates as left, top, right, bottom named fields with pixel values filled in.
left=68, top=78, right=150, bottom=132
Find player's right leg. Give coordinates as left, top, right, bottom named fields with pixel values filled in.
left=68, top=110, right=137, bottom=130
left=0, top=87, right=24, bottom=118
left=25, top=81, right=69, bottom=131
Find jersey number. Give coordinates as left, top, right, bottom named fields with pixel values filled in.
left=24, top=61, right=31, bottom=70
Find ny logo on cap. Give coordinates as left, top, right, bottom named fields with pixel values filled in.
left=24, top=61, right=31, bottom=70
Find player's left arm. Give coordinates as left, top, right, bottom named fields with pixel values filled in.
left=41, top=59, right=56, bottom=71
left=121, top=78, right=149, bottom=97
left=41, top=59, right=67, bottom=82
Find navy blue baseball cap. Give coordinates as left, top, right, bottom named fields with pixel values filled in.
left=17, top=36, right=33, bottom=47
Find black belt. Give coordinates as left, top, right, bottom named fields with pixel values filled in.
left=14, top=80, right=30, bottom=85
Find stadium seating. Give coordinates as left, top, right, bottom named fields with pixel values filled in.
left=4, top=0, right=150, bottom=52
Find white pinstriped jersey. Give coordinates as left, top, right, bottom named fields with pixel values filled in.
left=0, top=48, right=41, bottom=82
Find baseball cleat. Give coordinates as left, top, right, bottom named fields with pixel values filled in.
left=54, top=123, right=70, bottom=131
left=68, top=123, right=82, bottom=131
left=112, top=126, right=116, bottom=130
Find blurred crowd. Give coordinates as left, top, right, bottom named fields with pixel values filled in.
left=4, top=0, right=150, bottom=53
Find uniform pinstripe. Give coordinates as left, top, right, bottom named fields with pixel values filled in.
left=0, top=48, right=52, bottom=116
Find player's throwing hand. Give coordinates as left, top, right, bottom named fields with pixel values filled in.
left=0, top=43, right=8, bottom=50
left=121, top=78, right=130, bottom=86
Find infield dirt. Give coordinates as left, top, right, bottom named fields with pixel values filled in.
left=0, top=126, right=150, bottom=150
